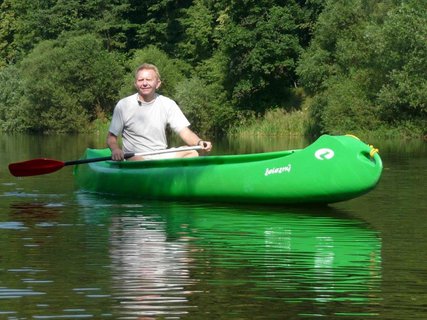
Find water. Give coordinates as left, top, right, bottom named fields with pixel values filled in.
left=0, top=134, right=426, bottom=319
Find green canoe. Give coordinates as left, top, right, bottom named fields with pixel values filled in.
left=73, top=134, right=383, bottom=204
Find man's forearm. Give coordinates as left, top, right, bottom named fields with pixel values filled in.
left=107, top=133, right=120, bottom=151
left=179, top=127, right=201, bottom=146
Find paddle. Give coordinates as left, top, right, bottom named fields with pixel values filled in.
left=8, top=146, right=203, bottom=177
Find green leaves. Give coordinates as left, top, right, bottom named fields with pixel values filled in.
left=221, top=2, right=306, bottom=111
left=0, top=65, right=30, bottom=131
left=18, top=34, right=124, bottom=133
left=0, top=0, right=425, bottom=137
left=297, top=0, right=427, bottom=136
left=178, top=0, right=216, bottom=63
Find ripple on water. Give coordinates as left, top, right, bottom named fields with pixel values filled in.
left=0, top=287, right=45, bottom=299
left=0, top=221, right=27, bottom=229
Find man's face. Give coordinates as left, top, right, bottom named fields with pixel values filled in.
left=134, top=69, right=161, bottom=101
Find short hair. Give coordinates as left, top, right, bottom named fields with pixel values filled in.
left=134, top=63, right=161, bottom=80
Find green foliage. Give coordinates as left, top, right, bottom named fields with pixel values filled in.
left=374, top=1, right=427, bottom=121
left=0, top=0, right=134, bottom=66
left=175, top=76, right=235, bottom=136
left=220, top=2, right=307, bottom=112
left=297, top=0, right=427, bottom=137
left=318, top=74, right=381, bottom=134
left=195, top=49, right=227, bottom=80
left=177, top=0, right=216, bottom=63
left=0, top=65, right=30, bottom=131
left=130, top=0, right=192, bottom=54
left=19, top=33, right=124, bottom=132
left=228, top=108, right=309, bottom=137
left=0, top=0, right=425, bottom=138
left=0, top=0, right=325, bottom=135
left=0, top=0, right=17, bottom=67
left=296, top=0, right=370, bottom=93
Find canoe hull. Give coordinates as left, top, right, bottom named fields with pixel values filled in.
left=73, top=135, right=383, bottom=204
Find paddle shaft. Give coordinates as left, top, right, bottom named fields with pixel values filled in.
left=65, top=146, right=203, bottom=166
left=9, top=146, right=203, bottom=177
left=64, top=154, right=133, bottom=166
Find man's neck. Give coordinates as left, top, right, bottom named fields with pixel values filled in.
left=137, top=93, right=157, bottom=104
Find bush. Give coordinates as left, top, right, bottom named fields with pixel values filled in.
left=174, top=76, right=235, bottom=136
left=18, top=33, right=125, bottom=133
left=320, top=75, right=381, bottom=134
left=0, top=65, right=30, bottom=131
left=297, top=1, right=427, bottom=138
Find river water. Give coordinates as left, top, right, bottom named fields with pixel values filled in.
left=0, top=134, right=426, bottom=319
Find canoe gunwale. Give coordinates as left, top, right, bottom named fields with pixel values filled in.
left=103, top=149, right=298, bottom=169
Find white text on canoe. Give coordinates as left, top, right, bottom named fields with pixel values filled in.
left=264, top=164, right=292, bottom=176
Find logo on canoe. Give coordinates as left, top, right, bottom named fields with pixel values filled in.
left=265, top=164, right=292, bottom=176
left=315, top=148, right=335, bottom=160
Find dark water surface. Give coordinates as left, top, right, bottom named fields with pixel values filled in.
left=0, top=134, right=426, bottom=319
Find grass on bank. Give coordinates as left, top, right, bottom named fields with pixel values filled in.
left=228, top=108, right=310, bottom=138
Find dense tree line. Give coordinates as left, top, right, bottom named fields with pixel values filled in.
left=0, top=0, right=425, bottom=137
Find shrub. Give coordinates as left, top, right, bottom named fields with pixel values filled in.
left=0, top=65, right=30, bottom=131
left=19, top=33, right=124, bottom=132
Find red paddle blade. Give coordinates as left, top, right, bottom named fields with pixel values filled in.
left=8, top=158, right=65, bottom=177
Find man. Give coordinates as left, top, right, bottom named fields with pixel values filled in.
left=107, top=63, right=212, bottom=161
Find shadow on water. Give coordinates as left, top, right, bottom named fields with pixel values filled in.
left=73, top=193, right=382, bottom=319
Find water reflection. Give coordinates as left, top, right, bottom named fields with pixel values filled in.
left=0, top=180, right=382, bottom=319
left=78, top=194, right=382, bottom=319
left=0, top=197, right=114, bottom=319
left=109, top=213, right=195, bottom=318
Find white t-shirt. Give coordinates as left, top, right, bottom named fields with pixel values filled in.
left=109, top=93, right=190, bottom=153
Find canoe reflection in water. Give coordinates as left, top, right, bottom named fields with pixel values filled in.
left=78, top=194, right=382, bottom=318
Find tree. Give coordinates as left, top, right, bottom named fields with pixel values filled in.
left=0, top=65, right=30, bottom=131
left=0, top=0, right=133, bottom=66
left=297, top=0, right=426, bottom=136
left=127, top=0, right=192, bottom=54
left=217, top=1, right=308, bottom=112
left=177, top=0, right=220, bottom=63
left=375, top=1, right=427, bottom=123
left=19, top=33, right=124, bottom=133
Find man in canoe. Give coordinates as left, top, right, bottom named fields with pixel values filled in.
left=107, top=63, right=212, bottom=161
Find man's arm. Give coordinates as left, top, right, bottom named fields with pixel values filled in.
left=179, top=127, right=212, bottom=152
left=107, top=132, right=125, bottom=160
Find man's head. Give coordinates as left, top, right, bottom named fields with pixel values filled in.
left=134, top=63, right=161, bottom=81
left=134, top=63, right=162, bottom=102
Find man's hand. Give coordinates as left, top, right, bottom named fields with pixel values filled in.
left=111, top=148, right=125, bottom=161
left=198, top=140, right=212, bottom=152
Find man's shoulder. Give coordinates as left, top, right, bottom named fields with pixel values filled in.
left=156, top=94, right=173, bottom=102
left=156, top=94, right=178, bottom=107
left=116, top=93, right=138, bottom=108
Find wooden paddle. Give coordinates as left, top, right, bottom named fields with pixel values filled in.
left=8, top=146, right=203, bottom=177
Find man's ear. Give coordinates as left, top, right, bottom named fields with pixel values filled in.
left=156, top=80, right=162, bottom=89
